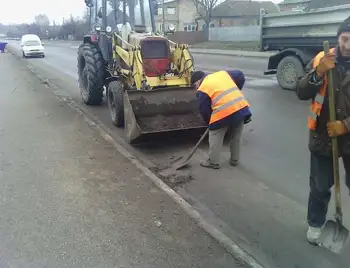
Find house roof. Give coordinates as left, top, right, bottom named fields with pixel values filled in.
left=211, top=0, right=279, bottom=17
left=307, top=0, right=350, bottom=9
left=279, top=0, right=310, bottom=5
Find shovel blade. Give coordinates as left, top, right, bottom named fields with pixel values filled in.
left=317, top=220, right=349, bottom=254
left=175, top=161, right=189, bottom=170
left=169, top=155, right=191, bottom=170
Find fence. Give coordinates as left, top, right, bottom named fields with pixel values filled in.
left=166, top=31, right=208, bottom=45
left=209, top=26, right=260, bottom=42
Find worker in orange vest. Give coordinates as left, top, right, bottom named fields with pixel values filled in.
left=296, top=16, right=350, bottom=245
left=191, top=70, right=252, bottom=169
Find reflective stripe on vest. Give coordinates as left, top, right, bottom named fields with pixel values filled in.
left=307, top=48, right=335, bottom=130
left=197, top=71, right=250, bottom=125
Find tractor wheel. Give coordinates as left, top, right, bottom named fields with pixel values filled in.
left=77, top=42, right=105, bottom=105
left=107, top=80, right=124, bottom=127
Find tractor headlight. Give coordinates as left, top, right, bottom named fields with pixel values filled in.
left=106, top=26, right=112, bottom=33
left=94, top=23, right=102, bottom=31
left=168, top=24, right=175, bottom=32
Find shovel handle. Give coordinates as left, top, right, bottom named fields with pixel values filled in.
left=184, top=128, right=209, bottom=162
left=323, top=41, right=343, bottom=222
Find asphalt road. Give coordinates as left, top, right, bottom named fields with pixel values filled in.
left=7, top=41, right=350, bottom=268
left=0, top=51, right=240, bottom=267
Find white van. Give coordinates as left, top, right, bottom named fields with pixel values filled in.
left=21, top=34, right=45, bottom=58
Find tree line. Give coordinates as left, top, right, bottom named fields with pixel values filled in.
left=1, top=12, right=90, bottom=40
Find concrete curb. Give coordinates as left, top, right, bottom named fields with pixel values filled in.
left=6, top=45, right=267, bottom=268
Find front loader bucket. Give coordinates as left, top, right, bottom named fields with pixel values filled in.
left=124, top=87, right=207, bottom=144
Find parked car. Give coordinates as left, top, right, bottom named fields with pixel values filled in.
left=21, top=34, right=45, bottom=58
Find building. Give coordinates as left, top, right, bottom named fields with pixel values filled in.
left=278, top=0, right=310, bottom=12
left=154, top=0, right=280, bottom=33
left=307, top=0, right=350, bottom=9
left=278, top=0, right=350, bottom=12
left=200, top=0, right=279, bottom=29
left=154, top=0, right=198, bottom=32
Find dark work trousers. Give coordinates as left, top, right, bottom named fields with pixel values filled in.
left=307, top=153, right=350, bottom=228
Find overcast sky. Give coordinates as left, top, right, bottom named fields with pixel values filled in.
left=0, top=0, right=87, bottom=25
left=0, top=0, right=281, bottom=25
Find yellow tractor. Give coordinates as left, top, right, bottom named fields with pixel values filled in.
left=78, top=0, right=206, bottom=144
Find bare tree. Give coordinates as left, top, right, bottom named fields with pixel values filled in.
left=34, top=14, right=50, bottom=27
left=58, top=15, right=89, bottom=40
left=193, top=0, right=220, bottom=33
left=108, top=0, right=122, bottom=9
left=34, top=14, right=50, bottom=37
left=108, top=0, right=139, bottom=26
left=108, top=0, right=121, bottom=25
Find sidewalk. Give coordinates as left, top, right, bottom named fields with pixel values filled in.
left=0, top=53, right=241, bottom=267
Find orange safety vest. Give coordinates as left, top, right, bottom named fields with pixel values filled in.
left=197, top=71, right=250, bottom=125
left=308, top=47, right=335, bottom=130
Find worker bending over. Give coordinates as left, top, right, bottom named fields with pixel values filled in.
left=296, top=16, right=350, bottom=245
left=191, top=70, right=252, bottom=169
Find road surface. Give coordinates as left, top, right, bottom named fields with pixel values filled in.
left=7, top=41, right=350, bottom=268
left=0, top=51, right=242, bottom=267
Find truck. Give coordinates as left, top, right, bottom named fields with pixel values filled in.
left=261, top=4, right=350, bottom=91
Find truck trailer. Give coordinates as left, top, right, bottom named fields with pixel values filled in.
left=261, top=4, right=350, bottom=91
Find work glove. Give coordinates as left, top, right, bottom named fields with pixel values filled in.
left=316, top=52, right=335, bottom=77
left=327, top=120, right=347, bottom=137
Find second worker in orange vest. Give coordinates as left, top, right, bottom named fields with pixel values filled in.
left=191, top=70, right=252, bottom=169
left=296, top=16, right=350, bottom=245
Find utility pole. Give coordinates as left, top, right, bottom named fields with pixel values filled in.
left=162, top=0, right=165, bottom=34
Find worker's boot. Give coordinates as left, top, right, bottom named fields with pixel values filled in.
left=200, top=159, right=220, bottom=169
left=306, top=226, right=322, bottom=245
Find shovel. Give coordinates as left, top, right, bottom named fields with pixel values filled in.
left=171, top=128, right=209, bottom=171
left=316, top=41, right=349, bottom=254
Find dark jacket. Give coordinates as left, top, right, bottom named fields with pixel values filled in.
left=296, top=48, right=350, bottom=156
left=196, top=70, right=252, bottom=130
